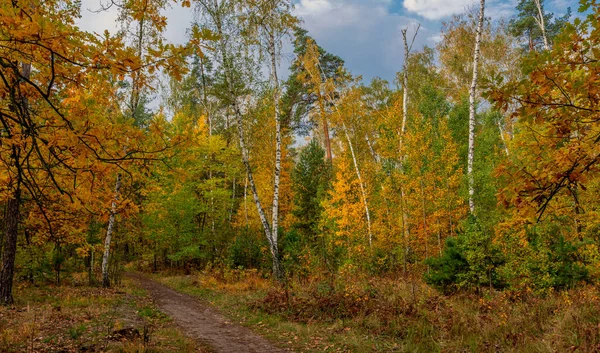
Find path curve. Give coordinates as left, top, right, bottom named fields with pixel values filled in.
left=129, top=273, right=287, bottom=353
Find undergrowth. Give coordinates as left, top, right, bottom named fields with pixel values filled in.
left=154, top=269, right=600, bottom=352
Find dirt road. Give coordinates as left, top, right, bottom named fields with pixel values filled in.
left=129, top=273, right=287, bottom=353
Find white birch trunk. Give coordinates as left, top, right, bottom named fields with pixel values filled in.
left=468, top=0, right=485, bottom=215
left=102, top=173, right=121, bottom=288
left=210, top=5, right=282, bottom=281
left=498, top=119, right=509, bottom=156
left=399, top=26, right=419, bottom=266
left=534, top=0, right=550, bottom=50
left=401, top=28, right=410, bottom=142
left=342, top=123, right=373, bottom=247
left=268, top=31, right=283, bottom=281
left=365, top=134, right=380, bottom=163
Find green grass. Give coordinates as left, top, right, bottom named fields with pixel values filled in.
left=68, top=324, right=87, bottom=339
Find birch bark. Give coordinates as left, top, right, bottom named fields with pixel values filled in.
left=533, top=0, right=550, bottom=50
left=342, top=123, right=373, bottom=247
left=399, top=25, right=419, bottom=270
left=268, top=30, right=284, bottom=281
left=468, top=0, right=485, bottom=215
left=102, top=173, right=121, bottom=288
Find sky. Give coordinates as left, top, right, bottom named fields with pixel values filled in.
left=77, top=0, right=576, bottom=84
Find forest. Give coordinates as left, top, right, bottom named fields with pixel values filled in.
left=1, top=0, right=600, bottom=352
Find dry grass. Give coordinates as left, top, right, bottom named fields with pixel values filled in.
left=154, top=270, right=600, bottom=352
left=0, top=276, right=205, bottom=353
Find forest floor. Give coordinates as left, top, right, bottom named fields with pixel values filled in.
left=6, top=270, right=600, bottom=352
left=130, top=273, right=288, bottom=353
left=0, top=274, right=209, bottom=353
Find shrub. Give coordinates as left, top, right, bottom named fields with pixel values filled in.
left=425, top=217, right=504, bottom=292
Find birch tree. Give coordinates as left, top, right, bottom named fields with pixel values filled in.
left=399, top=24, right=419, bottom=269
left=242, top=0, right=296, bottom=281
left=102, top=174, right=121, bottom=287
left=194, top=0, right=294, bottom=281
left=100, top=0, right=167, bottom=287
left=468, top=0, right=485, bottom=215
left=533, top=0, right=549, bottom=50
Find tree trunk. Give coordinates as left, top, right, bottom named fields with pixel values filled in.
left=468, top=0, right=485, bottom=215
left=229, top=176, right=236, bottom=222
left=102, top=173, right=121, bottom=288
left=399, top=24, right=420, bottom=143
left=0, top=61, right=29, bottom=305
left=211, top=9, right=283, bottom=281
left=401, top=29, right=410, bottom=145
left=399, top=26, right=419, bottom=266
left=199, top=54, right=212, bottom=135
left=366, top=134, right=380, bottom=163
left=534, top=0, right=550, bottom=50
left=400, top=186, right=409, bottom=275
left=321, top=108, right=332, bottom=160
left=419, top=179, right=429, bottom=262
left=55, top=242, right=61, bottom=286
left=268, top=32, right=284, bottom=281
left=244, top=177, right=249, bottom=227
left=237, top=119, right=282, bottom=279
left=88, top=250, right=95, bottom=286
left=342, top=123, right=373, bottom=247
left=0, top=188, right=20, bottom=305
left=314, top=70, right=331, bottom=160
left=498, top=119, right=509, bottom=156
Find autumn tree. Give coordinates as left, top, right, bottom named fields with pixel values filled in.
left=0, top=0, right=194, bottom=302
left=488, top=0, right=597, bottom=290
left=0, top=0, right=134, bottom=303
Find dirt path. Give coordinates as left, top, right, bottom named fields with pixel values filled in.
left=129, top=273, right=288, bottom=353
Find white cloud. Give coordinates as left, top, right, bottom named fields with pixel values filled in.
left=295, top=0, right=335, bottom=15
left=403, top=0, right=519, bottom=22
left=403, top=0, right=477, bottom=20
left=293, top=0, right=434, bottom=82
left=486, top=0, right=519, bottom=20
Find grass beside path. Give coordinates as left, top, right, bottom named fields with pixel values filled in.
left=150, top=269, right=600, bottom=353
left=151, top=271, right=413, bottom=353
left=0, top=275, right=207, bottom=353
